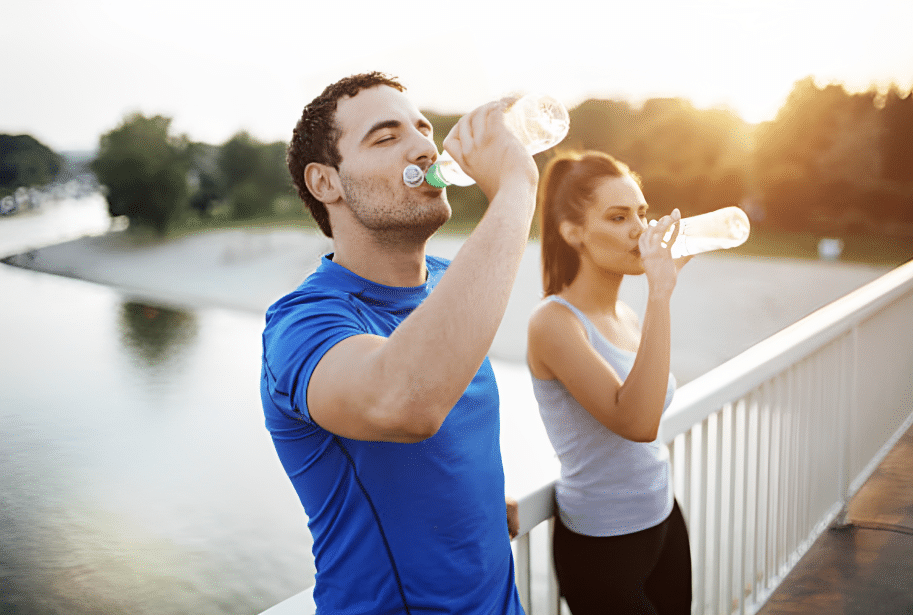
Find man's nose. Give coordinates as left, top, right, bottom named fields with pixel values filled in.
left=408, top=130, right=438, bottom=164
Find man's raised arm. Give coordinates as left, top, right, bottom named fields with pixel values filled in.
left=308, top=101, right=538, bottom=442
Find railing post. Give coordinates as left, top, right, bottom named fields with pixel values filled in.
left=545, top=518, right=561, bottom=615
left=514, top=533, right=531, bottom=614
left=696, top=418, right=710, bottom=613
left=834, top=325, right=858, bottom=527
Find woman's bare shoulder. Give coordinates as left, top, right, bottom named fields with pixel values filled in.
left=528, top=297, right=582, bottom=334
left=528, top=298, right=590, bottom=379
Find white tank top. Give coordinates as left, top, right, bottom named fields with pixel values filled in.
left=531, top=295, right=676, bottom=536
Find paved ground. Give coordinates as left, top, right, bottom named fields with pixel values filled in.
left=756, top=422, right=913, bottom=615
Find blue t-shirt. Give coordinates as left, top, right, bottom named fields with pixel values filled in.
left=261, top=254, right=523, bottom=615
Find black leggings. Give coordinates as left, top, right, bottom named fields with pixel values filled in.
left=553, top=500, right=692, bottom=615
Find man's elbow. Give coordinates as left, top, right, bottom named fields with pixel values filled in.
left=391, top=425, right=441, bottom=443
left=385, top=418, right=443, bottom=443
left=369, top=400, right=448, bottom=443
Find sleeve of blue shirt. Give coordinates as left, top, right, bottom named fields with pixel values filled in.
left=261, top=290, right=366, bottom=427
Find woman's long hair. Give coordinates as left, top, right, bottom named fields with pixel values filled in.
left=539, top=151, right=639, bottom=296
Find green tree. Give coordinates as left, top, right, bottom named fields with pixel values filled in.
left=880, top=87, right=913, bottom=184
left=752, top=78, right=909, bottom=233
left=755, top=79, right=881, bottom=184
left=618, top=99, right=752, bottom=217
left=218, top=132, right=290, bottom=219
left=91, top=114, right=190, bottom=234
left=0, top=134, right=62, bottom=197
left=564, top=99, right=636, bottom=155
left=186, top=142, right=225, bottom=217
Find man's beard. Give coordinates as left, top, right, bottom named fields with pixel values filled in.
left=340, top=173, right=451, bottom=246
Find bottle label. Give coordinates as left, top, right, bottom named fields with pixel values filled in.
left=424, top=164, right=450, bottom=188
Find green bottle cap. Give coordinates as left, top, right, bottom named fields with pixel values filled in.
left=425, top=164, right=449, bottom=188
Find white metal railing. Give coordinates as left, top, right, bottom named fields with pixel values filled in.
left=656, top=258, right=913, bottom=615
left=262, top=260, right=913, bottom=615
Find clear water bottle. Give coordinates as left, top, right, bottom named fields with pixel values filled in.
left=664, top=206, right=751, bottom=257
left=403, top=93, right=570, bottom=188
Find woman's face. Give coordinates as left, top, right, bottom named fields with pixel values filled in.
left=570, top=175, right=649, bottom=275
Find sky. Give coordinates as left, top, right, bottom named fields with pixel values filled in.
left=4, top=0, right=912, bottom=152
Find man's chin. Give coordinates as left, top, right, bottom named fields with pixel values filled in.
left=414, top=215, right=450, bottom=243
left=418, top=202, right=451, bottom=238
left=373, top=215, right=449, bottom=247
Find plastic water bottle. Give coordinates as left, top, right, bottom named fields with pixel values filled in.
left=403, top=93, right=570, bottom=188
left=663, top=206, right=751, bottom=257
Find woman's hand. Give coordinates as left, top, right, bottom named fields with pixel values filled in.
left=640, top=209, right=689, bottom=298
left=506, top=495, right=519, bottom=539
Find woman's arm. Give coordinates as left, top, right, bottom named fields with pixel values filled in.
left=527, top=212, right=687, bottom=442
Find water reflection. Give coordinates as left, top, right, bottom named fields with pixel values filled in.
left=0, top=264, right=315, bottom=615
left=119, top=301, right=198, bottom=369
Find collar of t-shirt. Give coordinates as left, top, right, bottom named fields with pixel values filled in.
left=317, top=253, right=442, bottom=311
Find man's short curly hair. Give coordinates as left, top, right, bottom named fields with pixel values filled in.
left=287, top=72, right=406, bottom=237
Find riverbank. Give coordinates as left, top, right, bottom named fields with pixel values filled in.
left=3, top=223, right=894, bottom=384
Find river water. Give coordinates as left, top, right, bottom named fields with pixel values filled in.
left=0, top=199, right=311, bottom=613
left=0, top=263, right=318, bottom=614
left=0, top=196, right=892, bottom=614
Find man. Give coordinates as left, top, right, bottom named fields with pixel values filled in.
left=260, top=72, right=537, bottom=614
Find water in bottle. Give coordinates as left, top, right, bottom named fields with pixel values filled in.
left=664, top=206, right=751, bottom=257
left=402, top=93, right=570, bottom=188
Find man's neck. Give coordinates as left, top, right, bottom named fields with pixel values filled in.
left=331, top=232, right=429, bottom=287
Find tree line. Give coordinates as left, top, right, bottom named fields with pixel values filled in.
left=559, top=77, right=913, bottom=237
left=0, top=135, right=62, bottom=199
left=3, top=76, right=912, bottom=237
left=88, top=114, right=291, bottom=234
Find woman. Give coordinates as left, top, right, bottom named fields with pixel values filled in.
left=527, top=151, right=692, bottom=614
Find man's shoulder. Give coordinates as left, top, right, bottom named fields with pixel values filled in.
left=267, top=257, right=357, bottom=312
left=261, top=272, right=368, bottom=408
left=264, top=281, right=359, bottom=332
left=274, top=276, right=350, bottom=307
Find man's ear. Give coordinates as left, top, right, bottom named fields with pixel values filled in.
left=559, top=219, right=582, bottom=249
left=304, top=162, right=342, bottom=204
